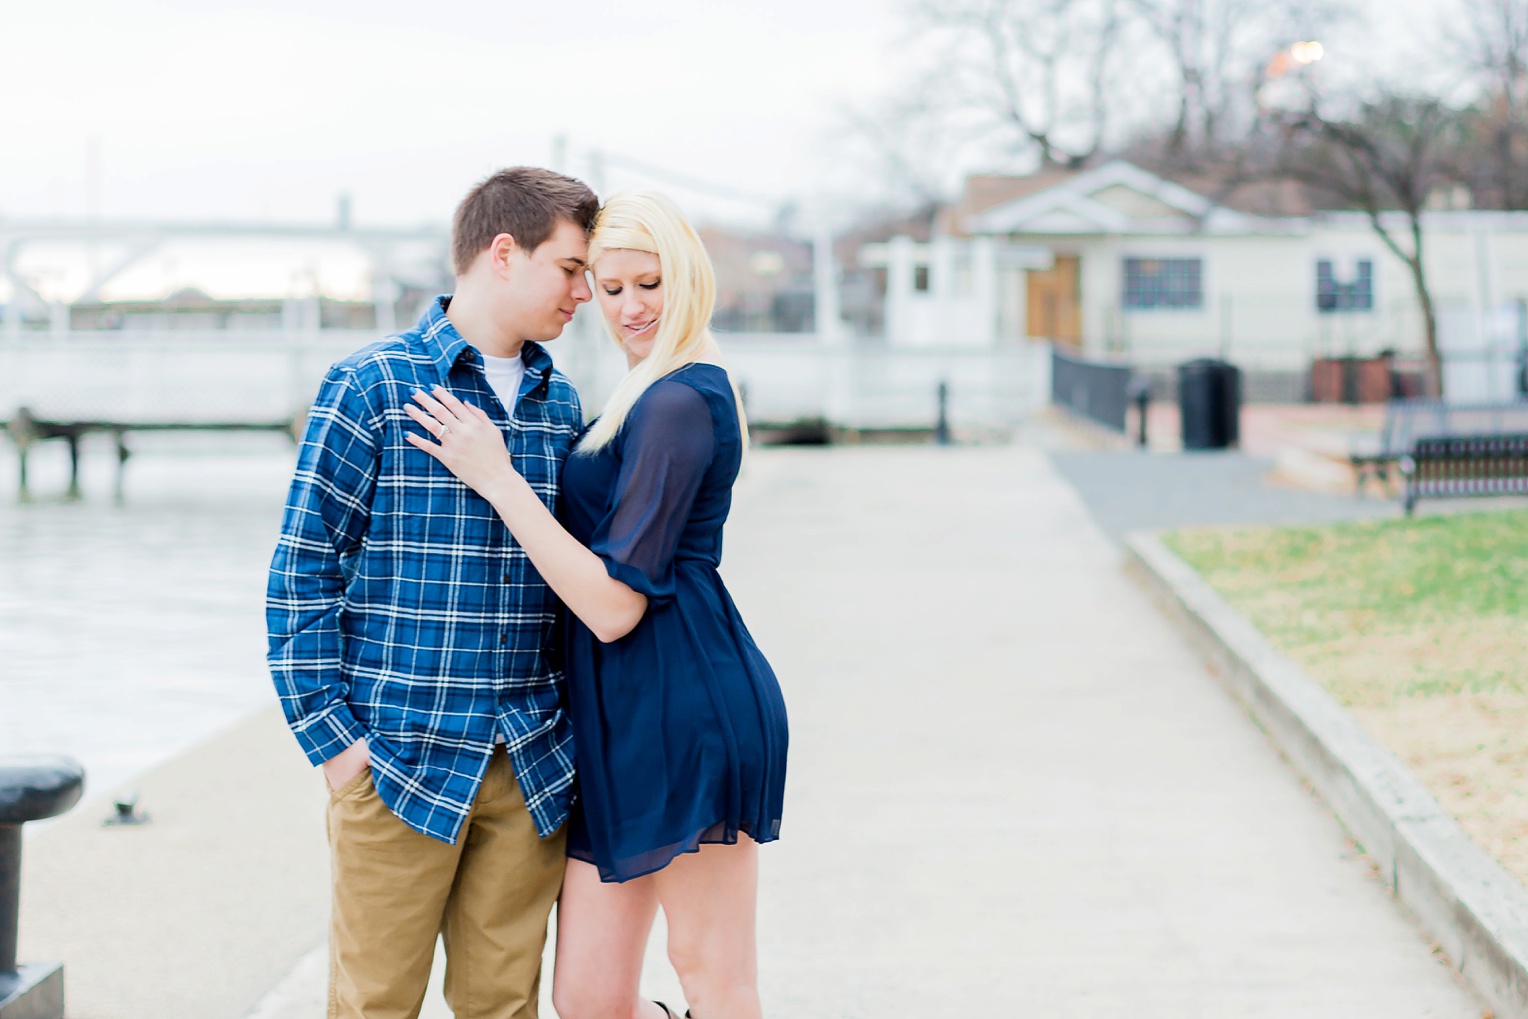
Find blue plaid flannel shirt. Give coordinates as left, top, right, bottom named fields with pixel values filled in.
left=267, top=296, right=581, bottom=844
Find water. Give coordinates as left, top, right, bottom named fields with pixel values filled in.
left=0, top=431, right=298, bottom=804
left=0, top=333, right=1043, bottom=806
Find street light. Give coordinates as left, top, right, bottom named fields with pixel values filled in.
left=1265, top=40, right=1325, bottom=82
left=1290, top=41, right=1325, bottom=65
left=1258, top=41, right=1325, bottom=114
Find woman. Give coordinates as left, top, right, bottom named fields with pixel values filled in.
left=405, top=190, right=788, bottom=1019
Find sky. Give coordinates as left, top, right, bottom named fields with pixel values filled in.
left=0, top=0, right=1465, bottom=302
left=2, top=0, right=909, bottom=230
left=4, top=0, right=1465, bottom=226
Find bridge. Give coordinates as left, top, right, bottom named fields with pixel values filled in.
left=0, top=216, right=449, bottom=336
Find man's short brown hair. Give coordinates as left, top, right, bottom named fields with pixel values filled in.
left=451, top=167, right=599, bottom=275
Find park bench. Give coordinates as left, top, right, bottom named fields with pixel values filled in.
left=3, top=407, right=302, bottom=502
left=1349, top=398, right=1528, bottom=495
left=1401, top=433, right=1528, bottom=515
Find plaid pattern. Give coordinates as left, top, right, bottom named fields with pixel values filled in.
left=267, top=297, right=582, bottom=844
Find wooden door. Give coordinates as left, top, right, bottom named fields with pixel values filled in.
left=1027, top=256, right=1082, bottom=346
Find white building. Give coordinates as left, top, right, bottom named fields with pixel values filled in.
left=860, top=161, right=1528, bottom=401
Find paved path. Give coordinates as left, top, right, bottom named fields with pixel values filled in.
left=24, top=445, right=1483, bottom=1017
left=1049, top=449, right=1398, bottom=544
left=727, top=446, right=1477, bottom=1016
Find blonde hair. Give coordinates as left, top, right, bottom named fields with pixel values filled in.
left=577, top=190, right=749, bottom=455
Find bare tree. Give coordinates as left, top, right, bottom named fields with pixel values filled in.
left=1121, top=0, right=1357, bottom=165
left=915, top=0, right=1127, bottom=168
left=1446, top=0, right=1528, bottom=209
left=836, top=95, right=971, bottom=208
left=859, top=0, right=1352, bottom=187
left=1282, top=95, right=1469, bottom=395
left=1124, top=0, right=1261, bottom=158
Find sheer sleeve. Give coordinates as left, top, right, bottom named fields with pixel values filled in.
left=590, top=380, right=715, bottom=606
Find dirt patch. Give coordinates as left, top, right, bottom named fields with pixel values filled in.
left=1290, top=615, right=1526, bottom=706
left=1357, top=695, right=1528, bottom=880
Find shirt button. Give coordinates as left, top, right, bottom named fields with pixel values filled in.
left=499, top=634, right=508, bottom=645
left=503, top=573, right=512, bottom=583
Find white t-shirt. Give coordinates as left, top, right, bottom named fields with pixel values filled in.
left=480, top=351, right=526, bottom=415
left=481, top=350, right=525, bottom=747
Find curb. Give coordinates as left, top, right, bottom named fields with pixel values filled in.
left=1125, top=531, right=1528, bottom=1019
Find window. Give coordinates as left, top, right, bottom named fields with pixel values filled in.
left=913, top=265, right=931, bottom=292
left=1123, top=257, right=1202, bottom=309
left=1316, top=259, right=1374, bottom=312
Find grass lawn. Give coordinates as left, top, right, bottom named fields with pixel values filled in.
left=1166, top=509, right=1528, bottom=879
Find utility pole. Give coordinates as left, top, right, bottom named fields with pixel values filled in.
left=813, top=224, right=842, bottom=345
left=589, top=149, right=606, bottom=197
left=85, top=136, right=101, bottom=223
left=86, top=135, right=101, bottom=294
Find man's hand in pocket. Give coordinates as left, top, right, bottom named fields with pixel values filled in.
left=322, top=738, right=371, bottom=791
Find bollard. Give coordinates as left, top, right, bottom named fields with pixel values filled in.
left=112, top=430, right=131, bottom=506
left=934, top=381, right=951, bottom=446
left=0, top=757, right=85, bottom=1019
left=63, top=434, right=82, bottom=502
left=5, top=409, right=38, bottom=505
left=1127, top=377, right=1151, bottom=449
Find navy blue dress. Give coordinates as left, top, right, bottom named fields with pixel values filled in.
left=560, top=363, right=788, bottom=882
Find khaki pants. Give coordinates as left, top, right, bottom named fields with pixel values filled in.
left=326, top=747, right=567, bottom=1019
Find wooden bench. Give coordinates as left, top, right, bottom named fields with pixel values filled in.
left=1350, top=399, right=1528, bottom=495
left=3, top=407, right=301, bottom=502
left=1401, top=433, right=1528, bottom=515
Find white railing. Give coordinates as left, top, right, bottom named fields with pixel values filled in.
left=0, top=328, right=1050, bottom=434
left=0, top=331, right=371, bottom=424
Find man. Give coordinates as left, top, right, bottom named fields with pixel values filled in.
left=267, top=167, right=597, bottom=1018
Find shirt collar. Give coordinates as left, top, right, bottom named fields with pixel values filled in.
left=418, top=295, right=471, bottom=380
left=417, top=295, right=555, bottom=393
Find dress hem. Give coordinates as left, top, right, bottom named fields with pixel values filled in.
left=568, top=818, right=782, bottom=884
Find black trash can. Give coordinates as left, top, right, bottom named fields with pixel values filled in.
left=1177, top=358, right=1241, bottom=450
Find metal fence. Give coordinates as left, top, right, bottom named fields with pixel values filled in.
left=1050, top=346, right=1132, bottom=432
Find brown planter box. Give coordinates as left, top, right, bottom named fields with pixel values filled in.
left=1310, top=357, right=1397, bottom=403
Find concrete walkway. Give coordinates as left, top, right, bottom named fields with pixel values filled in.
left=728, top=446, right=1477, bottom=1016
left=1050, top=449, right=1398, bottom=544
left=24, top=445, right=1484, bottom=1017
